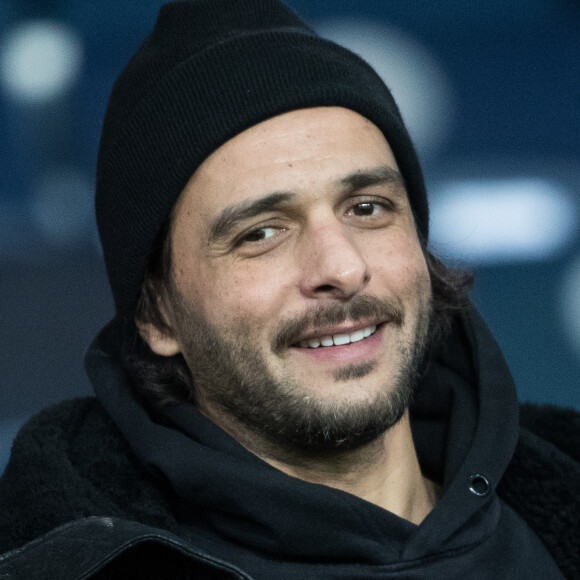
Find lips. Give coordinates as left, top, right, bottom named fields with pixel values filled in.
left=297, top=325, right=377, bottom=349
left=273, top=296, right=403, bottom=356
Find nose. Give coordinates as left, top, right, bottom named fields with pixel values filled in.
left=298, top=222, right=370, bottom=300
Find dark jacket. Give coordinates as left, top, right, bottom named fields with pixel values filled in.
left=0, top=400, right=578, bottom=579
left=0, top=309, right=579, bottom=579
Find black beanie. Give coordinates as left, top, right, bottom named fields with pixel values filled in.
left=96, top=0, right=429, bottom=323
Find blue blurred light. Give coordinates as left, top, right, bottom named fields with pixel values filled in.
left=31, top=166, right=94, bottom=244
left=560, top=254, right=580, bottom=360
left=430, top=177, right=578, bottom=264
left=315, top=17, right=455, bottom=159
left=0, top=20, right=83, bottom=103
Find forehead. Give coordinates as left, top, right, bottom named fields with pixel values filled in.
left=174, top=107, right=401, bottom=219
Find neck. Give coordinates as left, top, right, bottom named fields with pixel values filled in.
left=268, top=412, right=437, bottom=524
left=212, top=407, right=438, bottom=525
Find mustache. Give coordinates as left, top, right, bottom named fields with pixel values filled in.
left=272, top=295, right=404, bottom=354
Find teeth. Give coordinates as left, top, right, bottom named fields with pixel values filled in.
left=299, top=325, right=377, bottom=349
left=349, top=329, right=365, bottom=343
left=333, top=334, right=350, bottom=346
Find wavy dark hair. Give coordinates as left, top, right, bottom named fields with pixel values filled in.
left=124, top=220, right=473, bottom=406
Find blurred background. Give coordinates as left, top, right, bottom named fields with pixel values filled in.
left=1, top=0, right=579, bottom=473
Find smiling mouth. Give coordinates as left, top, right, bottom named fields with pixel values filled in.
left=295, top=324, right=378, bottom=349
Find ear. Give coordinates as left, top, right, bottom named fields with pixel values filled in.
left=137, top=320, right=181, bottom=357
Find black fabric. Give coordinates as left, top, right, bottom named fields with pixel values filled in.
left=95, top=0, right=428, bottom=321
left=1, top=398, right=576, bottom=579
left=0, top=517, right=251, bottom=580
left=498, top=414, right=580, bottom=579
left=1, top=307, right=577, bottom=578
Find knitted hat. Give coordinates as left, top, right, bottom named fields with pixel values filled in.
left=96, top=0, right=429, bottom=323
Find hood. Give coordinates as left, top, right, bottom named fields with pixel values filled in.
left=85, top=303, right=520, bottom=565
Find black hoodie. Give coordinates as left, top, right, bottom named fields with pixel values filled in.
left=0, top=306, right=577, bottom=579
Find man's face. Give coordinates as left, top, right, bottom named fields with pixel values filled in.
left=158, top=107, right=432, bottom=453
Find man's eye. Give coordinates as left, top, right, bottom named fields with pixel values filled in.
left=351, top=202, right=383, bottom=217
left=242, top=227, right=278, bottom=243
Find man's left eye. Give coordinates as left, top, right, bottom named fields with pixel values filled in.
left=351, top=202, right=383, bottom=217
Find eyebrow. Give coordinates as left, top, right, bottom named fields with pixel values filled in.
left=338, top=165, right=405, bottom=195
left=208, top=191, right=296, bottom=243
left=207, top=165, right=405, bottom=244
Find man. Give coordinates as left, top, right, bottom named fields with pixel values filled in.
left=0, top=1, right=578, bottom=578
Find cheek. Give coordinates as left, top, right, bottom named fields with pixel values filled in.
left=189, top=259, right=294, bottom=324
left=369, top=232, right=430, bottom=297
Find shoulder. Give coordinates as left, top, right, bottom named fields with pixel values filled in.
left=8, top=397, right=119, bottom=448
left=502, top=402, right=580, bottom=509
left=0, top=397, right=129, bottom=494
left=0, top=397, right=176, bottom=554
left=498, top=402, right=580, bottom=578
left=518, top=402, right=580, bottom=463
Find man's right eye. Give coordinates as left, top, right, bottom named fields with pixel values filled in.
left=243, top=227, right=278, bottom=243
left=236, top=226, right=291, bottom=249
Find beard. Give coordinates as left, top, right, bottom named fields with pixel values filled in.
left=168, top=288, right=432, bottom=454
